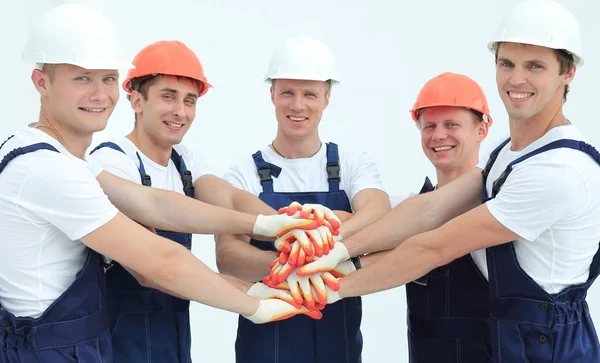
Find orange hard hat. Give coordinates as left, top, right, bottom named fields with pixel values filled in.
left=122, top=40, right=211, bottom=97
left=409, top=72, right=492, bottom=124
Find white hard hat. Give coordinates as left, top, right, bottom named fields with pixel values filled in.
left=264, top=36, right=340, bottom=84
left=488, top=0, right=583, bottom=66
left=22, top=3, right=133, bottom=70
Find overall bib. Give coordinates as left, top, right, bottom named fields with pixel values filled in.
left=235, top=143, right=363, bottom=363
left=406, top=177, right=492, bottom=363
left=0, top=139, right=112, bottom=362
left=90, top=142, right=195, bottom=362
left=482, top=138, right=600, bottom=362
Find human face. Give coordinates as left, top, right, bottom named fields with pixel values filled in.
left=495, top=42, right=574, bottom=121
left=419, top=106, right=487, bottom=171
left=271, top=79, right=330, bottom=141
left=36, top=64, right=119, bottom=136
left=131, top=75, right=199, bottom=147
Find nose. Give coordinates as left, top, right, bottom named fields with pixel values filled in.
left=290, top=95, right=305, bottom=112
left=508, top=66, right=527, bottom=87
left=88, top=80, right=110, bottom=103
left=172, top=100, right=186, bottom=119
left=431, top=125, right=448, bottom=141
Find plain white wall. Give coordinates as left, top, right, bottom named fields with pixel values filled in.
left=2, top=0, right=599, bottom=361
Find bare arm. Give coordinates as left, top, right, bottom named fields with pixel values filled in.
left=215, top=233, right=276, bottom=282
left=81, top=212, right=259, bottom=316
left=194, top=174, right=276, bottom=215
left=339, top=203, right=518, bottom=298
left=97, top=171, right=257, bottom=235
left=338, top=188, right=390, bottom=238
left=342, top=167, right=484, bottom=257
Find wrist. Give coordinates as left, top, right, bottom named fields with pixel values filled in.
left=350, top=255, right=362, bottom=270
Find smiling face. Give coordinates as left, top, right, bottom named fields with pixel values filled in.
left=419, top=106, right=488, bottom=172
left=37, top=64, right=119, bottom=136
left=130, top=75, right=200, bottom=147
left=495, top=42, right=575, bottom=122
left=271, top=79, right=330, bottom=142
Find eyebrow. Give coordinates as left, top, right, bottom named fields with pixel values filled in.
left=159, top=87, right=198, bottom=98
left=497, top=57, right=547, bottom=66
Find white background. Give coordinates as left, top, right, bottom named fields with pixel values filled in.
left=2, top=0, right=599, bottom=361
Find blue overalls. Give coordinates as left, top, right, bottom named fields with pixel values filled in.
left=481, top=138, right=600, bottom=362
left=89, top=142, right=195, bottom=363
left=0, top=138, right=112, bottom=362
left=406, top=177, right=492, bottom=363
left=235, top=142, right=362, bottom=363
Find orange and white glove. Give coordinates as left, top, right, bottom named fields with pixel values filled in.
left=272, top=271, right=342, bottom=310
left=274, top=226, right=335, bottom=263
left=278, top=202, right=342, bottom=234
left=297, top=241, right=350, bottom=277
left=247, top=282, right=300, bottom=308
left=252, top=213, right=320, bottom=237
left=244, top=298, right=323, bottom=324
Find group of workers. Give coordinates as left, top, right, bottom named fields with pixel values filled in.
left=1, top=0, right=599, bottom=362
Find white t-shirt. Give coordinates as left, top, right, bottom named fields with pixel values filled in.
left=86, top=136, right=211, bottom=191
left=473, top=125, right=600, bottom=294
left=0, top=127, right=118, bottom=318
left=223, top=143, right=386, bottom=208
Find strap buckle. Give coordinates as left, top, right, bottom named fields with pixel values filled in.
left=326, top=163, right=340, bottom=180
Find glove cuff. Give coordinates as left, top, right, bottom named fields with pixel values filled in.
left=252, top=214, right=270, bottom=236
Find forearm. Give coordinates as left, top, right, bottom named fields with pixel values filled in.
left=360, top=250, right=392, bottom=268
left=343, top=177, right=481, bottom=257
left=215, top=234, right=276, bottom=281
left=339, top=230, right=443, bottom=298
left=195, top=175, right=276, bottom=215
left=338, top=201, right=390, bottom=239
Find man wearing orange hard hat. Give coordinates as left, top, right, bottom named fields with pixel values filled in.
left=87, top=40, right=339, bottom=362
left=401, top=72, right=494, bottom=362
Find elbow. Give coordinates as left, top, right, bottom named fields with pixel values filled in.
left=149, top=249, right=184, bottom=288
left=215, top=246, right=233, bottom=276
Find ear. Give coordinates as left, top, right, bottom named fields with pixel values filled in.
left=323, top=91, right=331, bottom=109
left=476, top=120, right=490, bottom=141
left=563, top=65, right=576, bottom=86
left=129, top=91, right=144, bottom=114
left=270, top=86, right=275, bottom=105
left=31, top=69, right=50, bottom=96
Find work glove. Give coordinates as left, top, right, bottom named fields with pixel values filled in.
left=270, top=271, right=342, bottom=310
left=297, top=241, right=350, bottom=277
left=252, top=213, right=320, bottom=237
left=244, top=298, right=323, bottom=324
left=278, top=202, right=342, bottom=234
left=247, top=282, right=300, bottom=308
left=274, top=226, right=334, bottom=262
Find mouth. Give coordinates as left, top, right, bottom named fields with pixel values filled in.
left=79, top=107, right=107, bottom=114
left=431, top=145, right=455, bottom=153
left=287, top=116, right=308, bottom=122
left=507, top=91, right=534, bottom=102
left=163, top=121, right=184, bottom=130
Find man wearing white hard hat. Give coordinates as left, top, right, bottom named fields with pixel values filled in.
left=0, top=5, right=332, bottom=362
left=85, top=39, right=342, bottom=363
left=215, top=36, right=391, bottom=362
left=293, top=1, right=600, bottom=362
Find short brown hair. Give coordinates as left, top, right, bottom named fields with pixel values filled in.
left=41, top=64, right=57, bottom=82
left=494, top=43, right=575, bottom=103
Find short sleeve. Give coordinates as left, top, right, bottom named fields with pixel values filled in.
left=17, top=154, right=118, bottom=240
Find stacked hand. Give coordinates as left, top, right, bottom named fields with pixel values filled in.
left=245, top=282, right=323, bottom=324
left=247, top=202, right=354, bottom=319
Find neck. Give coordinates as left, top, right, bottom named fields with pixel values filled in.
left=34, top=106, right=91, bottom=159
left=271, top=132, right=322, bottom=159
left=509, top=101, right=567, bottom=151
left=435, top=149, right=480, bottom=187
left=126, top=126, right=172, bottom=166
